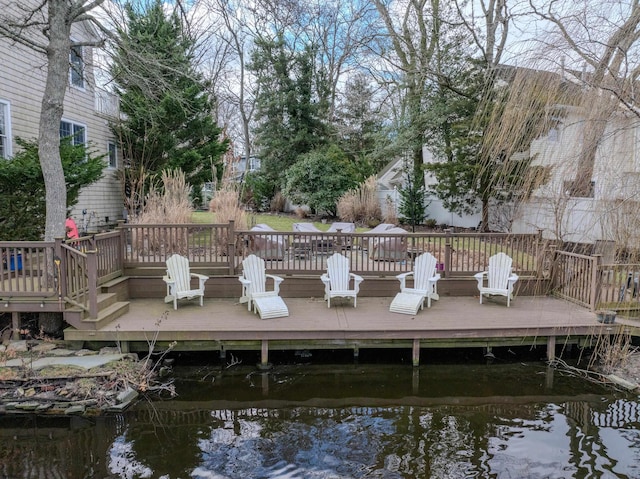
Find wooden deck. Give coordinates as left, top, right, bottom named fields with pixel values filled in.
left=63, top=295, right=629, bottom=365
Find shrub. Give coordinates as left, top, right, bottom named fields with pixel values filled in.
left=425, top=218, right=438, bottom=228
left=283, top=145, right=357, bottom=216
left=337, top=175, right=382, bottom=225
left=132, top=169, right=193, bottom=254
left=209, top=184, right=248, bottom=230
left=243, top=171, right=275, bottom=212
left=0, top=138, right=104, bottom=240
left=383, top=195, right=398, bottom=225
left=270, top=191, right=286, bottom=213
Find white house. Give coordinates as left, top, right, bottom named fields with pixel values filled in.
left=510, top=104, right=640, bottom=250
left=0, top=3, right=123, bottom=235
left=377, top=147, right=481, bottom=229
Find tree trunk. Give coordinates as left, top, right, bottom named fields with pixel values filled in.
left=39, top=3, right=72, bottom=328
left=570, top=93, right=618, bottom=197
left=39, top=1, right=72, bottom=242
left=39, top=312, right=63, bottom=338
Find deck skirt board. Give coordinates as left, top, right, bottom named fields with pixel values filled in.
left=62, top=296, right=626, bottom=356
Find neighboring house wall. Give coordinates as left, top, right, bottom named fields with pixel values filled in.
left=378, top=147, right=481, bottom=228
left=511, top=107, right=640, bottom=248
left=0, top=4, right=123, bottom=234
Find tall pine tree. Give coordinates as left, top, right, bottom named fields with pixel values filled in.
left=110, top=0, right=227, bottom=211
left=249, top=36, right=330, bottom=202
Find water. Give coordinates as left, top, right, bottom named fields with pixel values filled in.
left=1, top=352, right=640, bottom=479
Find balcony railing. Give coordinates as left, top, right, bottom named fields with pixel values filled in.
left=95, top=89, right=119, bottom=118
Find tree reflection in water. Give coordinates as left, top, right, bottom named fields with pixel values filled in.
left=1, top=362, right=639, bottom=478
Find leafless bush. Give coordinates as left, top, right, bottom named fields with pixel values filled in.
left=270, top=191, right=286, bottom=213
left=209, top=164, right=248, bottom=253
left=294, top=207, right=307, bottom=219
left=383, top=194, right=398, bottom=225
left=337, top=176, right=382, bottom=225
left=209, top=184, right=248, bottom=230
left=589, top=326, right=637, bottom=374
left=131, top=169, right=192, bottom=255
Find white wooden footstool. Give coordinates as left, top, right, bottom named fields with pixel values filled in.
left=389, top=292, right=425, bottom=315
left=252, top=296, right=289, bottom=319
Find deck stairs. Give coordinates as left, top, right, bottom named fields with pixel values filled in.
left=64, top=277, right=130, bottom=331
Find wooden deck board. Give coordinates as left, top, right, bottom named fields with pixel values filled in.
left=64, top=295, right=620, bottom=350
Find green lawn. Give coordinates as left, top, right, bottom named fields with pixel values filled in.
left=192, top=211, right=332, bottom=231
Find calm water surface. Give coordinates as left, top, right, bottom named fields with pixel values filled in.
left=1, top=355, right=639, bottom=479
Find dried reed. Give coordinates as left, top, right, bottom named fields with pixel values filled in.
left=588, top=325, right=637, bottom=374
left=337, top=176, right=382, bottom=226
left=131, top=169, right=193, bottom=255
left=209, top=184, right=248, bottom=230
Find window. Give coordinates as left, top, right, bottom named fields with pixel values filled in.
left=108, top=141, right=117, bottom=168
left=60, top=120, right=86, bottom=146
left=0, top=100, right=11, bottom=159
left=70, top=44, right=84, bottom=88
left=248, top=156, right=261, bottom=171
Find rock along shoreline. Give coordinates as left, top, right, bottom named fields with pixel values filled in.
left=0, top=340, right=170, bottom=416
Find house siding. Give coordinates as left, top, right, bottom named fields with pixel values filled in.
left=0, top=2, right=123, bottom=234
left=512, top=108, right=640, bottom=248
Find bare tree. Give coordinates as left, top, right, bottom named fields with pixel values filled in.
left=197, top=0, right=258, bottom=164
left=530, top=0, right=640, bottom=197
left=372, top=0, right=442, bottom=186
left=0, top=0, right=106, bottom=241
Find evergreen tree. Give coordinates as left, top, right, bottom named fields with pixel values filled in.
left=334, top=73, right=384, bottom=179
left=110, top=0, right=227, bottom=211
left=398, top=164, right=427, bottom=232
left=0, top=138, right=104, bottom=240
left=249, top=36, right=330, bottom=201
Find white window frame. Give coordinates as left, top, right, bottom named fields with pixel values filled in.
left=70, top=42, right=85, bottom=89
left=0, top=100, right=12, bottom=159
left=60, top=119, right=87, bottom=147
left=108, top=141, right=117, bottom=168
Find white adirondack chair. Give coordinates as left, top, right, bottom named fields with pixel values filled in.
left=474, top=252, right=519, bottom=307
left=320, top=253, right=363, bottom=308
left=390, top=253, right=441, bottom=314
left=239, top=254, right=289, bottom=319
left=163, top=254, right=209, bottom=310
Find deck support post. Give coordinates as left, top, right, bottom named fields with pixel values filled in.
left=11, top=312, right=19, bottom=339
left=261, top=340, right=269, bottom=367
left=545, top=365, right=554, bottom=389
left=547, top=336, right=556, bottom=361
left=353, top=345, right=359, bottom=361
left=220, top=346, right=226, bottom=360
left=119, top=341, right=130, bottom=353
left=412, top=338, right=420, bottom=367
left=412, top=368, right=420, bottom=394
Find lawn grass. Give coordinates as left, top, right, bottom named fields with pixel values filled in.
left=192, top=211, right=331, bottom=231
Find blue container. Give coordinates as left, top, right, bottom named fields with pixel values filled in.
left=9, top=253, right=22, bottom=271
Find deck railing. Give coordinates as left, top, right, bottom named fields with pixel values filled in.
left=550, top=250, right=640, bottom=312
left=0, top=224, right=556, bottom=317
left=113, top=223, right=547, bottom=275
left=235, top=229, right=547, bottom=276
left=0, top=242, right=58, bottom=298
left=592, top=262, right=640, bottom=313
left=121, top=222, right=234, bottom=272
left=551, top=250, right=598, bottom=310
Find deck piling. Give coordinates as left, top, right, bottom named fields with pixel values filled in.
left=412, top=338, right=420, bottom=367
left=547, top=336, right=556, bottom=361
